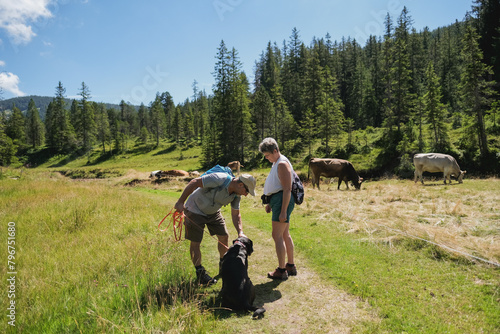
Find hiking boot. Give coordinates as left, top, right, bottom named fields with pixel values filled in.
left=196, top=266, right=217, bottom=286
left=286, top=263, right=297, bottom=276
left=267, top=267, right=288, bottom=281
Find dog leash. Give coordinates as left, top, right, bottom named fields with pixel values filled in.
left=157, top=209, right=184, bottom=241
left=158, top=208, right=229, bottom=250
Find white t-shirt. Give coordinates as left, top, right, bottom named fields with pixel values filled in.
left=263, top=154, right=293, bottom=196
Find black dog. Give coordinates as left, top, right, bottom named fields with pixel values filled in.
left=219, top=236, right=266, bottom=319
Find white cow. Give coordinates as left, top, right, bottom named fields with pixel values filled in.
left=413, top=153, right=466, bottom=184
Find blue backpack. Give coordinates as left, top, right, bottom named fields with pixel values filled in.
left=201, top=165, right=234, bottom=188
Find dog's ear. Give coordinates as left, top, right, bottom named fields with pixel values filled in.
left=246, top=238, right=254, bottom=256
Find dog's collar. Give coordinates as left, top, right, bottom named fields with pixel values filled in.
left=233, top=240, right=246, bottom=249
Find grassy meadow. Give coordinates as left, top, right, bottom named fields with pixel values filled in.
left=1, top=145, right=499, bottom=333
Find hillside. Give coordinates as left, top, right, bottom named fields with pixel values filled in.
left=0, top=95, right=130, bottom=120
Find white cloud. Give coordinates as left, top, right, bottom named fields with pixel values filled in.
left=0, top=72, right=26, bottom=96
left=0, top=0, right=53, bottom=45
left=0, top=60, right=5, bottom=67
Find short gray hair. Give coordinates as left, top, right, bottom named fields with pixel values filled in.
left=259, top=137, right=279, bottom=154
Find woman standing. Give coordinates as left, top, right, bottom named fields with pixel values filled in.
left=259, top=137, right=297, bottom=280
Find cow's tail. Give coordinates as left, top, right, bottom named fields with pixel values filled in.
left=308, top=158, right=315, bottom=182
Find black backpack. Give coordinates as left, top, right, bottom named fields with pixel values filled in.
left=291, top=171, right=304, bottom=205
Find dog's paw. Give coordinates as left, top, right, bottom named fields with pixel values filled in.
left=252, top=308, right=266, bottom=319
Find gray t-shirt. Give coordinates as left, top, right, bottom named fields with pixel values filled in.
left=185, top=172, right=241, bottom=216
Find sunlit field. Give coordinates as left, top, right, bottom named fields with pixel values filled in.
left=1, top=168, right=498, bottom=333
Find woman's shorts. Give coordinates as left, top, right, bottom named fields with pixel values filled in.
left=269, top=191, right=295, bottom=223
left=184, top=210, right=228, bottom=243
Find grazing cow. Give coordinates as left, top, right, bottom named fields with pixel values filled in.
left=227, top=161, right=244, bottom=174
left=309, top=158, right=363, bottom=190
left=413, top=153, right=466, bottom=184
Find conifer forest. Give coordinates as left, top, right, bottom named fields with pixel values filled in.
left=1, top=2, right=499, bottom=175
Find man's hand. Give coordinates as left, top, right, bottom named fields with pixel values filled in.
left=174, top=201, right=185, bottom=213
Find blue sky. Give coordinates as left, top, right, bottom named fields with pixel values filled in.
left=0, top=0, right=474, bottom=106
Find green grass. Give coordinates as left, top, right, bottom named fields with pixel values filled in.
left=294, top=224, right=499, bottom=333
left=1, top=149, right=499, bottom=333
left=0, top=173, right=226, bottom=333
left=34, top=140, right=203, bottom=173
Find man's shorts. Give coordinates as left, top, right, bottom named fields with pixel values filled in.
left=184, top=210, right=228, bottom=243
left=269, top=191, right=295, bottom=223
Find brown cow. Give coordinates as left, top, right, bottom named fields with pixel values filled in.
left=227, top=161, right=244, bottom=174
left=309, top=158, right=363, bottom=190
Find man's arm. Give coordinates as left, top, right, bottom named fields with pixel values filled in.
left=174, top=177, right=203, bottom=212
left=231, top=208, right=245, bottom=237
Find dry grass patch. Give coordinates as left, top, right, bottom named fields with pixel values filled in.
left=301, top=178, right=500, bottom=265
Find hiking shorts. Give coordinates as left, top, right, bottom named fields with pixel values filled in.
left=184, top=210, right=228, bottom=243
left=269, top=191, right=295, bottom=223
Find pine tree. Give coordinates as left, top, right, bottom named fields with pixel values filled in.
left=45, top=82, right=76, bottom=152
left=424, top=62, right=450, bottom=151
left=252, top=85, right=273, bottom=140
left=137, top=103, right=149, bottom=132
left=25, top=98, right=45, bottom=148
left=232, top=71, right=253, bottom=161
left=473, top=0, right=500, bottom=86
left=150, top=94, right=166, bottom=147
left=392, top=7, right=414, bottom=131
left=5, top=104, right=26, bottom=147
left=160, top=92, right=175, bottom=139
left=210, top=41, right=252, bottom=163
left=381, top=13, right=396, bottom=131
left=0, top=114, right=17, bottom=166
left=364, top=35, right=384, bottom=127
left=94, top=103, right=110, bottom=152
left=107, top=108, right=124, bottom=154
left=77, top=82, right=96, bottom=152
left=271, top=83, right=294, bottom=151
left=318, top=93, right=344, bottom=156
left=282, top=28, right=306, bottom=121
left=300, top=108, right=315, bottom=157
left=459, top=18, right=496, bottom=158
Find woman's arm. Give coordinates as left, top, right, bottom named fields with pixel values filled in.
left=277, top=161, right=292, bottom=223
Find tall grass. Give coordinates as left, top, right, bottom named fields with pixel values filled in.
left=0, top=172, right=224, bottom=333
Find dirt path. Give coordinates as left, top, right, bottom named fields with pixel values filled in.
left=220, top=223, right=379, bottom=333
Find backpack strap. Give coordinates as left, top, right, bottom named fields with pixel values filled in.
left=222, top=174, right=232, bottom=188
